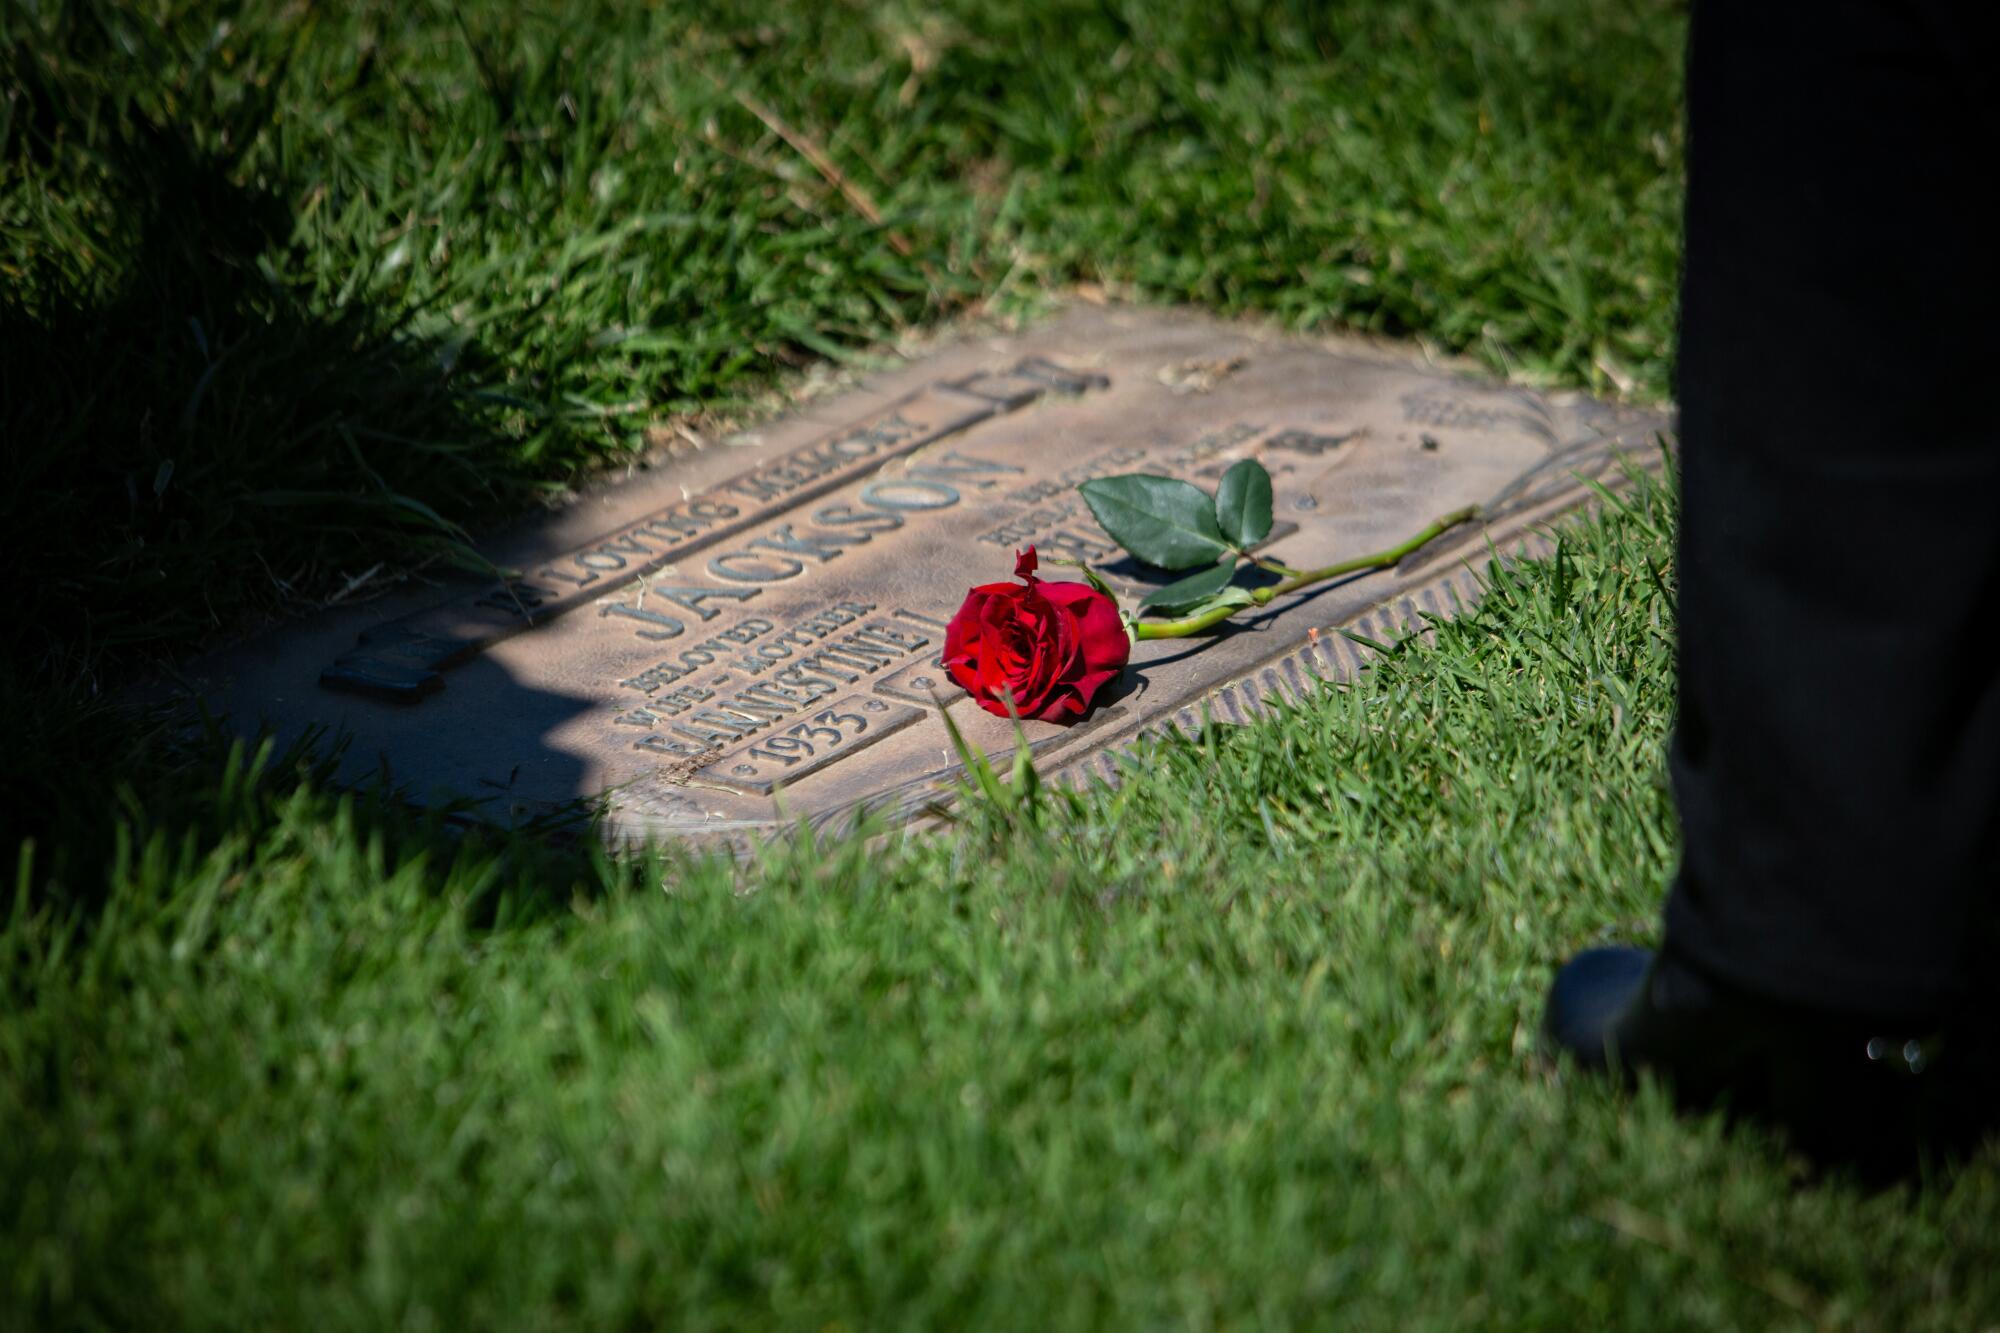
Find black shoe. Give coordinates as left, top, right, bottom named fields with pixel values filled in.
left=1541, top=945, right=1995, bottom=1183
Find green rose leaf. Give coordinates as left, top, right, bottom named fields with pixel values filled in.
left=1137, top=560, right=1238, bottom=614
left=1078, top=474, right=1232, bottom=570
left=1190, top=586, right=1257, bottom=615
left=1214, top=458, right=1273, bottom=548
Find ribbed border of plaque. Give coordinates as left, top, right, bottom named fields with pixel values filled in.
left=1043, top=530, right=1554, bottom=794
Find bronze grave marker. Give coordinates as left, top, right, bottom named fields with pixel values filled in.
left=190, top=306, right=1670, bottom=848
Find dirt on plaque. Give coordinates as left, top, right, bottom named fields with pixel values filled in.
left=187, top=305, right=1671, bottom=849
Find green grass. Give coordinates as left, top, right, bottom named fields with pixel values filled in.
left=10, top=1, right=1999, bottom=1329
left=9, top=480, right=2000, bottom=1329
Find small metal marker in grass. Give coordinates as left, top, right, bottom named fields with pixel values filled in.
left=190, top=306, right=1670, bottom=850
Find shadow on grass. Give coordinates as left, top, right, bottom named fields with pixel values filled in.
left=0, top=18, right=591, bottom=908
left=1, top=91, right=504, bottom=664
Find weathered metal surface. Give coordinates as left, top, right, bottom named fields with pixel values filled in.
left=190, top=306, right=1671, bottom=848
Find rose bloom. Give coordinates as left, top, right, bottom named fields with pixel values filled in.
left=944, top=546, right=1130, bottom=722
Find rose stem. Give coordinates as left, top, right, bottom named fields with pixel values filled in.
left=1133, top=506, right=1481, bottom=640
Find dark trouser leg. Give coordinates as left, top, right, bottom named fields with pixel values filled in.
left=1665, top=0, right=2000, bottom=1019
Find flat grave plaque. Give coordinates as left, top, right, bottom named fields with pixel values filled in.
left=191, top=306, right=1671, bottom=848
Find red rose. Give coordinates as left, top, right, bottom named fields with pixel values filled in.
left=944, top=546, right=1131, bottom=722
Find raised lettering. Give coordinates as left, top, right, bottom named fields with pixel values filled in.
left=598, top=603, right=685, bottom=641
left=796, top=654, right=863, bottom=684
left=708, top=551, right=805, bottom=583
left=719, top=617, right=773, bottom=644
left=811, top=647, right=886, bottom=675
left=656, top=684, right=714, bottom=715
left=907, top=451, right=1025, bottom=490
left=636, top=510, right=709, bottom=539
left=726, top=473, right=789, bottom=504
left=695, top=707, right=767, bottom=733
left=853, top=621, right=930, bottom=652
left=673, top=715, right=751, bottom=746
left=822, top=635, right=898, bottom=669
left=811, top=502, right=905, bottom=535
left=718, top=694, right=792, bottom=725
left=1040, top=528, right=1119, bottom=563
left=634, top=734, right=713, bottom=759
left=652, top=584, right=760, bottom=621
left=614, top=708, right=663, bottom=728
left=770, top=666, right=843, bottom=701
left=829, top=413, right=916, bottom=457
left=796, top=612, right=842, bottom=638
left=747, top=523, right=867, bottom=563
left=601, top=532, right=659, bottom=559
left=738, top=680, right=819, bottom=709
left=619, top=665, right=681, bottom=694
left=860, top=479, right=959, bottom=511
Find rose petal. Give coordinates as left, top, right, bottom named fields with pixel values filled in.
left=1038, top=580, right=1131, bottom=674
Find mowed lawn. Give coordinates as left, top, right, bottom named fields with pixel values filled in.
left=5, top=2, right=1998, bottom=1329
